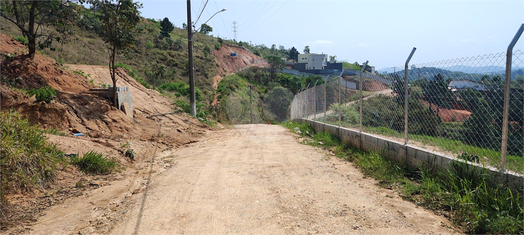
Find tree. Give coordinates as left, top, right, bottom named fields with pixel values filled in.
left=270, top=44, right=277, bottom=53
left=0, top=0, right=77, bottom=59
left=199, top=23, right=212, bottom=35
left=92, top=0, right=141, bottom=107
left=329, top=55, right=337, bottom=62
left=160, top=17, right=174, bottom=38
left=421, top=73, right=453, bottom=110
left=267, top=55, right=284, bottom=80
left=182, top=22, right=187, bottom=29
left=288, top=46, right=299, bottom=61
left=303, top=45, right=310, bottom=54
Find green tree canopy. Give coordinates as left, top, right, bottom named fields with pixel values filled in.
left=288, top=46, right=299, bottom=61
left=199, top=23, right=212, bottom=35
left=91, top=0, right=142, bottom=107
left=303, top=45, right=310, bottom=54
left=160, top=17, right=174, bottom=38
left=266, top=55, right=284, bottom=80
left=0, top=0, right=78, bottom=59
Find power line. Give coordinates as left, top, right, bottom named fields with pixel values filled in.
left=194, top=0, right=209, bottom=25
left=242, top=0, right=283, bottom=33
left=213, top=0, right=231, bottom=39
left=237, top=1, right=263, bottom=24
left=243, top=0, right=290, bottom=34
left=241, top=0, right=273, bottom=30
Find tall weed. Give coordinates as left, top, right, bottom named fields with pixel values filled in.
left=1, top=111, right=64, bottom=193
left=282, top=121, right=524, bottom=234
left=71, top=151, right=120, bottom=175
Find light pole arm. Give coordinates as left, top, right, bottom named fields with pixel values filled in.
left=193, top=8, right=227, bottom=34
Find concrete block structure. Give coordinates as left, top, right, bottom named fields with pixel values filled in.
left=88, top=87, right=133, bottom=118
left=303, top=119, right=524, bottom=190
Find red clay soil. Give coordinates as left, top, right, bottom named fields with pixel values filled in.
left=1, top=33, right=207, bottom=143
left=0, top=33, right=210, bottom=232
left=423, top=101, right=472, bottom=122
left=211, top=44, right=268, bottom=89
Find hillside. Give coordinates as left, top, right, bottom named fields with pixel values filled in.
left=0, top=32, right=212, bottom=231
left=0, top=16, right=267, bottom=106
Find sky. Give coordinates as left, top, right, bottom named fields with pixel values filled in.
left=139, top=0, right=524, bottom=70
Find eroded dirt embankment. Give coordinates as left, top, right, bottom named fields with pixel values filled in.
left=0, top=33, right=210, bottom=233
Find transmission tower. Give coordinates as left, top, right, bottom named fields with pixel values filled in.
left=232, top=21, right=238, bottom=41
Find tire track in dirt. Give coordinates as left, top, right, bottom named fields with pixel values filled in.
left=26, top=125, right=458, bottom=234
left=110, top=125, right=457, bottom=234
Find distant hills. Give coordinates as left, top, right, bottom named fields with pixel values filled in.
left=378, top=66, right=524, bottom=82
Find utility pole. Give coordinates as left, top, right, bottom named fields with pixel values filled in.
left=186, top=1, right=226, bottom=117
left=187, top=0, right=196, bottom=116
left=232, top=21, right=238, bottom=41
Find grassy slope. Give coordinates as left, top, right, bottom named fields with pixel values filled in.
left=0, top=17, right=219, bottom=104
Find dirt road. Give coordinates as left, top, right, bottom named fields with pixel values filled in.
left=28, top=125, right=456, bottom=234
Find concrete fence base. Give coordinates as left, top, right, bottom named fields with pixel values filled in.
left=302, top=119, right=523, bottom=190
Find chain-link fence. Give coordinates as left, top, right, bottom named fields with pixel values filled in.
left=225, top=85, right=295, bottom=124
left=290, top=50, right=524, bottom=174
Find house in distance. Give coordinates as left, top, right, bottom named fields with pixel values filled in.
left=294, top=53, right=343, bottom=75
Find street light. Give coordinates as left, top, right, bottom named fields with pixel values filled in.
left=187, top=0, right=226, bottom=117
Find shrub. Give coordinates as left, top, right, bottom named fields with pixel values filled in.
left=1, top=111, right=64, bottom=194
left=203, top=46, right=211, bottom=57
left=13, top=36, right=28, bottom=45
left=145, top=41, right=154, bottom=49
left=28, top=86, right=57, bottom=104
left=214, top=42, right=221, bottom=50
left=159, top=82, right=202, bottom=101
left=71, top=151, right=120, bottom=175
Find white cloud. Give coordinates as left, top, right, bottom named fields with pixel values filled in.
left=313, top=40, right=333, bottom=44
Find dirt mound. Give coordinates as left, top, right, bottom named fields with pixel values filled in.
left=1, top=33, right=211, bottom=232
left=1, top=33, right=207, bottom=143
left=214, top=44, right=268, bottom=75
left=423, top=101, right=471, bottom=122
left=212, top=44, right=268, bottom=89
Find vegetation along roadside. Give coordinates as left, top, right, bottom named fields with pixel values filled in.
left=282, top=121, right=523, bottom=234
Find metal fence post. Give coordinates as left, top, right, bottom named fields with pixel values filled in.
left=338, top=76, right=341, bottom=128
left=501, top=23, right=524, bottom=172
left=324, top=76, right=328, bottom=124
left=306, top=83, right=311, bottom=120
left=313, top=79, right=319, bottom=121
left=359, top=61, right=369, bottom=133
left=404, top=48, right=417, bottom=145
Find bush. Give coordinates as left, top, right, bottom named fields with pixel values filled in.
left=216, top=74, right=246, bottom=101
left=1, top=111, right=64, bottom=194
left=214, top=42, right=221, bottom=50
left=145, top=41, right=154, bottom=49
left=203, top=46, right=211, bottom=57
left=13, top=36, right=28, bottom=45
left=159, top=82, right=202, bottom=101
left=28, top=86, right=57, bottom=104
left=71, top=151, right=120, bottom=175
